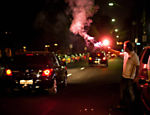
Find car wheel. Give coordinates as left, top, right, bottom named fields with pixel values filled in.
left=48, top=78, right=57, bottom=95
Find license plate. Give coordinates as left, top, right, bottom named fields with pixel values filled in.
left=20, top=80, right=33, bottom=85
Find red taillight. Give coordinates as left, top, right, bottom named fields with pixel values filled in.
left=97, top=53, right=100, bottom=56
left=142, top=64, right=148, bottom=78
left=42, top=69, right=53, bottom=76
left=6, top=69, right=12, bottom=76
left=89, top=57, right=92, bottom=61
left=65, top=66, right=67, bottom=70
left=143, top=64, right=147, bottom=69
left=102, top=57, right=106, bottom=60
left=26, top=54, right=33, bottom=56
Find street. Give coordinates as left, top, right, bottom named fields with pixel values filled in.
left=0, top=57, right=138, bottom=115
left=0, top=0, right=149, bottom=114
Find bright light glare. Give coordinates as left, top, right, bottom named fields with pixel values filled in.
left=23, top=46, right=26, bottom=49
left=54, top=43, right=58, bottom=46
left=103, top=40, right=109, bottom=46
left=45, top=45, right=50, bottom=48
left=6, top=69, right=12, bottom=76
left=80, top=67, right=85, bottom=70
left=88, top=36, right=94, bottom=40
left=112, top=18, right=116, bottom=22
left=115, top=29, right=118, bottom=32
left=67, top=73, right=72, bottom=77
left=116, top=35, right=119, bottom=38
left=108, top=3, right=114, bottom=6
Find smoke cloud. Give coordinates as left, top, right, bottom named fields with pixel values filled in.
left=65, top=0, right=98, bottom=44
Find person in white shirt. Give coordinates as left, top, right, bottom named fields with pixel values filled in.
left=108, top=41, right=140, bottom=109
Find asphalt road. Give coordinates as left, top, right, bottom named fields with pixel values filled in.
left=0, top=57, right=141, bottom=115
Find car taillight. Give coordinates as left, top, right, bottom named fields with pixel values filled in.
left=6, top=69, right=12, bottom=76
left=143, top=64, right=147, bottom=69
left=89, top=57, right=92, bottom=61
left=65, top=66, right=67, bottom=70
left=26, top=54, right=34, bottom=56
left=102, top=57, right=106, bottom=60
left=97, top=53, right=101, bottom=56
left=141, top=64, right=148, bottom=78
left=42, top=69, right=53, bottom=77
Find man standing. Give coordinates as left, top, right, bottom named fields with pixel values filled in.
left=108, top=41, right=140, bottom=109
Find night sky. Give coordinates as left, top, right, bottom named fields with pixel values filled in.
left=0, top=0, right=149, bottom=50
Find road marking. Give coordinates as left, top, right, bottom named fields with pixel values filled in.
left=67, top=73, right=72, bottom=77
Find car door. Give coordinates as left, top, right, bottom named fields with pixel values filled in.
left=139, top=48, right=150, bottom=79
left=140, top=48, right=150, bottom=111
left=141, top=82, right=150, bottom=111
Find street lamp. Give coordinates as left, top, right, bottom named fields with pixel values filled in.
left=54, top=43, right=58, bottom=46
left=111, top=18, right=116, bottom=22
left=108, top=2, right=114, bottom=7
left=116, top=35, right=119, bottom=38
left=115, top=29, right=119, bottom=32
left=45, top=45, right=50, bottom=51
left=45, top=45, right=50, bottom=48
left=23, top=46, right=27, bottom=52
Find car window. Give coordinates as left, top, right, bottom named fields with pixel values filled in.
left=6, top=55, right=56, bottom=66
left=142, top=49, right=150, bottom=64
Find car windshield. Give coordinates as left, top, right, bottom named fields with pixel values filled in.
left=142, top=49, right=150, bottom=64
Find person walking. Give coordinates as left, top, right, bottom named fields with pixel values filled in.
left=108, top=41, right=140, bottom=110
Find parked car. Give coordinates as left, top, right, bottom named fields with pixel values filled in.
left=0, top=51, right=68, bottom=94
left=134, top=46, right=150, bottom=114
left=88, top=51, right=108, bottom=67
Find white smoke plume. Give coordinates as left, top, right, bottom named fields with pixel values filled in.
left=65, top=0, right=98, bottom=42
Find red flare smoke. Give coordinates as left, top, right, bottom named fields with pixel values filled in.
left=66, top=0, right=98, bottom=46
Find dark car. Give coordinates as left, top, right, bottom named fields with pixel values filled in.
left=134, top=46, right=150, bottom=114
left=0, top=51, right=67, bottom=94
left=88, top=51, right=108, bottom=67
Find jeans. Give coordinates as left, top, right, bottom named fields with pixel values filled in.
left=120, top=77, right=135, bottom=105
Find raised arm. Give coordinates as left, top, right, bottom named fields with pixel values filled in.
left=108, top=48, right=124, bottom=57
